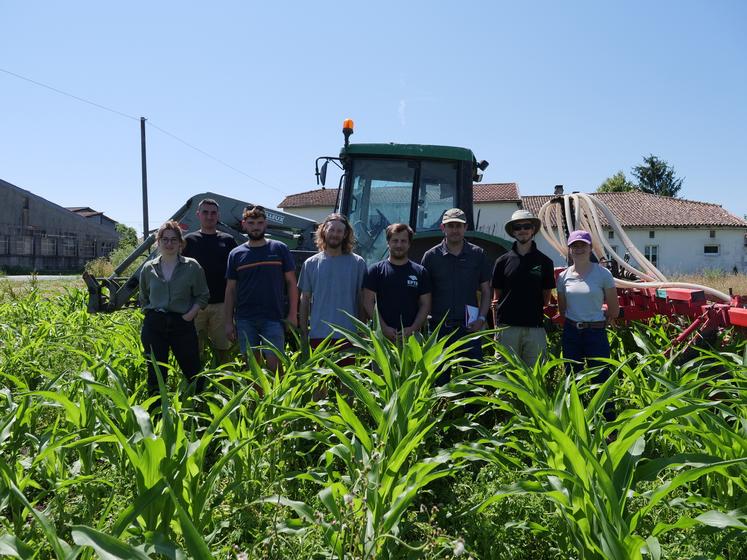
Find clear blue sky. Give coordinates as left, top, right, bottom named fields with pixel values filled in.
left=2, top=1, right=745, bottom=234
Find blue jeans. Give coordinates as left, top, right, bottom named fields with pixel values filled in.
left=561, top=323, right=611, bottom=381
left=236, top=318, right=285, bottom=356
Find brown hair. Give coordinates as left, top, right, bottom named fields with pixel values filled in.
left=315, top=213, right=355, bottom=254
left=385, top=223, right=413, bottom=242
left=243, top=204, right=266, bottom=220
left=156, top=220, right=185, bottom=250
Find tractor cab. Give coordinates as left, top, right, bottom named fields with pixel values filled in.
left=316, top=119, right=506, bottom=265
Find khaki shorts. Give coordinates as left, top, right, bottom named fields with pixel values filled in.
left=194, top=303, right=232, bottom=351
left=496, top=325, right=547, bottom=366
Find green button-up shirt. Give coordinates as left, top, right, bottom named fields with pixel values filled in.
left=139, top=255, right=210, bottom=314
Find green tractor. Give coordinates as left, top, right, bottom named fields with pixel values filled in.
left=315, top=119, right=512, bottom=265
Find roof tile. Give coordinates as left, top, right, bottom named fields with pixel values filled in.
left=522, top=192, right=747, bottom=228
left=278, top=187, right=746, bottom=228
left=279, top=183, right=519, bottom=208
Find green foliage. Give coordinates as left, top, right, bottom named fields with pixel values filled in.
left=631, top=154, right=684, bottom=198
left=597, top=170, right=636, bottom=193
left=85, top=223, right=146, bottom=277
left=114, top=223, right=138, bottom=249
left=0, top=291, right=745, bottom=558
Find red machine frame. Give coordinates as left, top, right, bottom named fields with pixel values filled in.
left=548, top=268, right=747, bottom=352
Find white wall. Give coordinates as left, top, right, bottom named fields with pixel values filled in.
left=280, top=205, right=334, bottom=224
left=536, top=227, right=747, bottom=274
left=474, top=202, right=521, bottom=239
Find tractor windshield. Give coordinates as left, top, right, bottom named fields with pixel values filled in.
left=347, top=158, right=458, bottom=263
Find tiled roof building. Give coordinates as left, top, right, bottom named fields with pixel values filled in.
left=278, top=183, right=520, bottom=209
left=522, top=192, right=747, bottom=228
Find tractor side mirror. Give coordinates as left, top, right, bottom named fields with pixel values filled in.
left=319, top=161, right=328, bottom=186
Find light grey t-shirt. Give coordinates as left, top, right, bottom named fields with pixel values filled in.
left=557, top=264, right=615, bottom=322
left=298, top=252, right=367, bottom=339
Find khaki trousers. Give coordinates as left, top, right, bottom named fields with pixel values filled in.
left=496, top=325, right=547, bottom=366
left=194, top=303, right=232, bottom=351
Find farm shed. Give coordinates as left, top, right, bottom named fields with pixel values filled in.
left=0, top=178, right=121, bottom=273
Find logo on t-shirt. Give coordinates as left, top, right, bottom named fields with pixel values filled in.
left=407, top=275, right=418, bottom=288
left=530, top=265, right=542, bottom=277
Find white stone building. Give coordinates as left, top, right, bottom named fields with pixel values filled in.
left=522, top=192, right=747, bottom=275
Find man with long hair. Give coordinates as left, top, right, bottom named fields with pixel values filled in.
left=298, top=213, right=367, bottom=352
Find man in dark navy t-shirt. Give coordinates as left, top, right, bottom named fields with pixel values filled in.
left=363, top=224, right=431, bottom=341
left=224, top=205, right=297, bottom=372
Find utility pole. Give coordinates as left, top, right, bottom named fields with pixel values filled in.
left=140, top=117, right=149, bottom=239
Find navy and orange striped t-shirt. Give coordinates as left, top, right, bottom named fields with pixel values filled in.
left=226, top=239, right=295, bottom=320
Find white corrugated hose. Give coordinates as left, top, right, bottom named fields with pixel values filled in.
left=537, top=193, right=732, bottom=303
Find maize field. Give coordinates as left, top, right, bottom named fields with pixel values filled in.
left=0, top=280, right=746, bottom=559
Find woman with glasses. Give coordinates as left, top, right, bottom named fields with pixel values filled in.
left=139, top=220, right=210, bottom=395
left=556, top=230, right=620, bottom=415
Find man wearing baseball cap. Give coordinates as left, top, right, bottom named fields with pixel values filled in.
left=421, top=208, right=492, bottom=366
left=491, top=209, right=556, bottom=365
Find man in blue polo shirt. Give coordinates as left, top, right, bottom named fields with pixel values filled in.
left=421, top=208, right=492, bottom=362
left=492, top=209, right=556, bottom=365
left=363, top=223, right=431, bottom=341
left=224, top=205, right=297, bottom=372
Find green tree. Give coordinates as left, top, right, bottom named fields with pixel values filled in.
left=631, top=154, right=683, bottom=197
left=597, top=171, right=636, bottom=193
left=115, top=223, right=138, bottom=249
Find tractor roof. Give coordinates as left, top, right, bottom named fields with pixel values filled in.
left=341, top=143, right=475, bottom=163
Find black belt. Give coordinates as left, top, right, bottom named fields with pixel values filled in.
left=144, top=309, right=187, bottom=318
left=566, top=319, right=607, bottom=330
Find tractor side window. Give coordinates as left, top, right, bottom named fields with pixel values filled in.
left=416, top=161, right=458, bottom=231
left=348, top=159, right=416, bottom=264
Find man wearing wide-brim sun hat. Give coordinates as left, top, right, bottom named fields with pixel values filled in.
left=491, top=209, right=556, bottom=365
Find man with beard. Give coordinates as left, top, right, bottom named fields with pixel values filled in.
left=421, top=208, right=492, bottom=363
left=492, top=210, right=555, bottom=365
left=224, top=205, right=297, bottom=372
left=298, top=213, right=367, bottom=354
left=362, top=224, right=431, bottom=341
left=183, top=198, right=237, bottom=365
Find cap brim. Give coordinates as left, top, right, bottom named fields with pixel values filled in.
left=442, top=218, right=467, bottom=224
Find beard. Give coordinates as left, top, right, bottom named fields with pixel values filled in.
left=390, top=248, right=407, bottom=259
left=325, top=238, right=342, bottom=249
left=247, top=230, right=265, bottom=240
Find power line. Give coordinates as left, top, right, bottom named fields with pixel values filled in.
left=146, top=121, right=287, bottom=195
left=0, top=67, right=288, bottom=195
left=0, top=67, right=139, bottom=121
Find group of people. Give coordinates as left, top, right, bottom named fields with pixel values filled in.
left=138, top=198, right=619, bottom=393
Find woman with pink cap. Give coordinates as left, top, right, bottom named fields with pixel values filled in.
left=556, top=231, right=620, bottom=396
